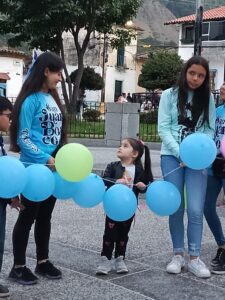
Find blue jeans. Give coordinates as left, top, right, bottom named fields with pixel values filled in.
left=204, top=175, right=225, bottom=246
left=0, top=200, right=7, bottom=272
left=161, top=155, right=207, bottom=256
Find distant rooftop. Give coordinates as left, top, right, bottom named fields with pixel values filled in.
left=165, top=5, right=225, bottom=25
left=0, top=48, right=31, bottom=59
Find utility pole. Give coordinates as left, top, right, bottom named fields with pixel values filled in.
left=194, top=0, right=204, bottom=56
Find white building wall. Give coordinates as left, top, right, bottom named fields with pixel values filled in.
left=104, top=67, right=136, bottom=102
left=177, top=27, right=225, bottom=90
left=0, top=56, right=24, bottom=98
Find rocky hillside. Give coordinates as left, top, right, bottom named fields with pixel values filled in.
left=136, top=0, right=225, bottom=48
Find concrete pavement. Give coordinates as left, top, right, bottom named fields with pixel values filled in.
left=1, top=146, right=225, bottom=299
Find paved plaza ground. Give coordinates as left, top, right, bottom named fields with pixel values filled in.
left=1, top=146, right=225, bottom=299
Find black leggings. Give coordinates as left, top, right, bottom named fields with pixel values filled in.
left=12, top=195, right=56, bottom=265
left=101, top=215, right=134, bottom=260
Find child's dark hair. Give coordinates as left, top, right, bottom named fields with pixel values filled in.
left=176, top=56, right=210, bottom=127
left=0, top=96, right=13, bottom=113
left=10, top=52, right=67, bottom=152
left=126, top=138, right=153, bottom=183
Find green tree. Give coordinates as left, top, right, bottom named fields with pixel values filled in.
left=138, top=50, right=183, bottom=90
left=70, top=66, right=104, bottom=101
left=0, top=0, right=142, bottom=113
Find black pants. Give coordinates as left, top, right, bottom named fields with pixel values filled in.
left=101, top=215, right=134, bottom=260
left=0, top=200, right=7, bottom=271
left=12, top=195, right=56, bottom=265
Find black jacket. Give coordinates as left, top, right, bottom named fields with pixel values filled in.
left=103, top=161, right=149, bottom=197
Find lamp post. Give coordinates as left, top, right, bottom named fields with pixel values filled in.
left=194, top=0, right=204, bottom=56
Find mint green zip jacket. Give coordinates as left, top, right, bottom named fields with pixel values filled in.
left=158, top=87, right=216, bottom=158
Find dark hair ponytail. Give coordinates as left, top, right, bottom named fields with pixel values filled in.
left=143, top=145, right=154, bottom=183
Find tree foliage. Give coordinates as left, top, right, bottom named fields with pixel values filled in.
left=70, top=67, right=104, bottom=91
left=138, top=50, right=183, bottom=90
left=0, top=0, right=142, bottom=112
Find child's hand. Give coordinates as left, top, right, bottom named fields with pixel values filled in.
left=116, top=178, right=128, bottom=185
left=136, top=182, right=146, bottom=190
left=11, top=197, right=25, bottom=211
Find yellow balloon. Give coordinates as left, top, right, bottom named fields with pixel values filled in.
left=55, top=143, right=93, bottom=182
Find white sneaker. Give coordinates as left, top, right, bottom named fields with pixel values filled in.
left=96, top=256, right=112, bottom=275
left=166, top=255, right=185, bottom=274
left=188, top=258, right=211, bottom=278
left=115, top=256, right=128, bottom=274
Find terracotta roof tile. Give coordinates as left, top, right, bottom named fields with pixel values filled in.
left=165, top=5, right=225, bottom=25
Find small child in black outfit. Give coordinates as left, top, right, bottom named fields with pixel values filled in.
left=96, top=138, right=153, bottom=275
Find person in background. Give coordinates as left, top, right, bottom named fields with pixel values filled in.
left=158, top=56, right=216, bottom=278
left=96, top=138, right=153, bottom=275
left=9, top=52, right=67, bottom=285
left=126, top=93, right=132, bottom=102
left=204, top=82, right=225, bottom=275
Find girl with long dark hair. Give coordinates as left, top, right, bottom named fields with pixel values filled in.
left=9, top=52, right=67, bottom=285
left=158, top=56, right=216, bottom=278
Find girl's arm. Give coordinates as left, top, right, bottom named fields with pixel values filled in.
left=102, top=163, right=115, bottom=189
left=158, top=89, right=180, bottom=158
left=17, top=96, right=52, bottom=164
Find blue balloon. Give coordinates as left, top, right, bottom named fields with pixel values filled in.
left=22, top=164, right=55, bottom=202
left=146, top=181, right=181, bottom=216
left=103, top=184, right=137, bottom=221
left=179, top=133, right=217, bottom=170
left=0, top=156, right=27, bottom=198
left=53, top=172, right=76, bottom=200
left=72, top=173, right=105, bottom=207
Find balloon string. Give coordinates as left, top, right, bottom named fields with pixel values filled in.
left=103, top=166, right=181, bottom=187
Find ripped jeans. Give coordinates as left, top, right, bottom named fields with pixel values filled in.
left=101, top=215, right=134, bottom=260
left=161, top=155, right=207, bottom=257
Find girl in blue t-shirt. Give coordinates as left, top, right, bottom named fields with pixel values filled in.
left=9, top=52, right=67, bottom=285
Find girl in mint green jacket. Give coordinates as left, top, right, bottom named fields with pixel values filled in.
left=158, top=56, right=215, bottom=279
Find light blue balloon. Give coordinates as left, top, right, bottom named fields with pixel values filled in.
left=53, top=172, right=76, bottom=200
left=72, top=173, right=105, bottom=207
left=146, top=181, right=181, bottom=216
left=22, top=164, right=55, bottom=202
left=0, top=156, right=27, bottom=198
left=179, top=133, right=217, bottom=170
left=103, top=184, right=137, bottom=221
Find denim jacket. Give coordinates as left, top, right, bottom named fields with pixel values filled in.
left=158, top=87, right=216, bottom=158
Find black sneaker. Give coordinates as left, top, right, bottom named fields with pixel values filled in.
left=8, top=266, right=38, bottom=285
left=0, top=284, right=10, bottom=298
left=211, top=248, right=223, bottom=267
left=211, top=262, right=225, bottom=275
left=35, top=261, right=62, bottom=279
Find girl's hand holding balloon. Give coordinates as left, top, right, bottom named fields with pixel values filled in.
left=180, top=162, right=186, bottom=168
left=47, top=157, right=55, bottom=171
left=135, top=181, right=146, bottom=190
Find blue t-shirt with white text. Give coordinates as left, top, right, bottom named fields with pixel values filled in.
left=17, top=92, right=62, bottom=164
